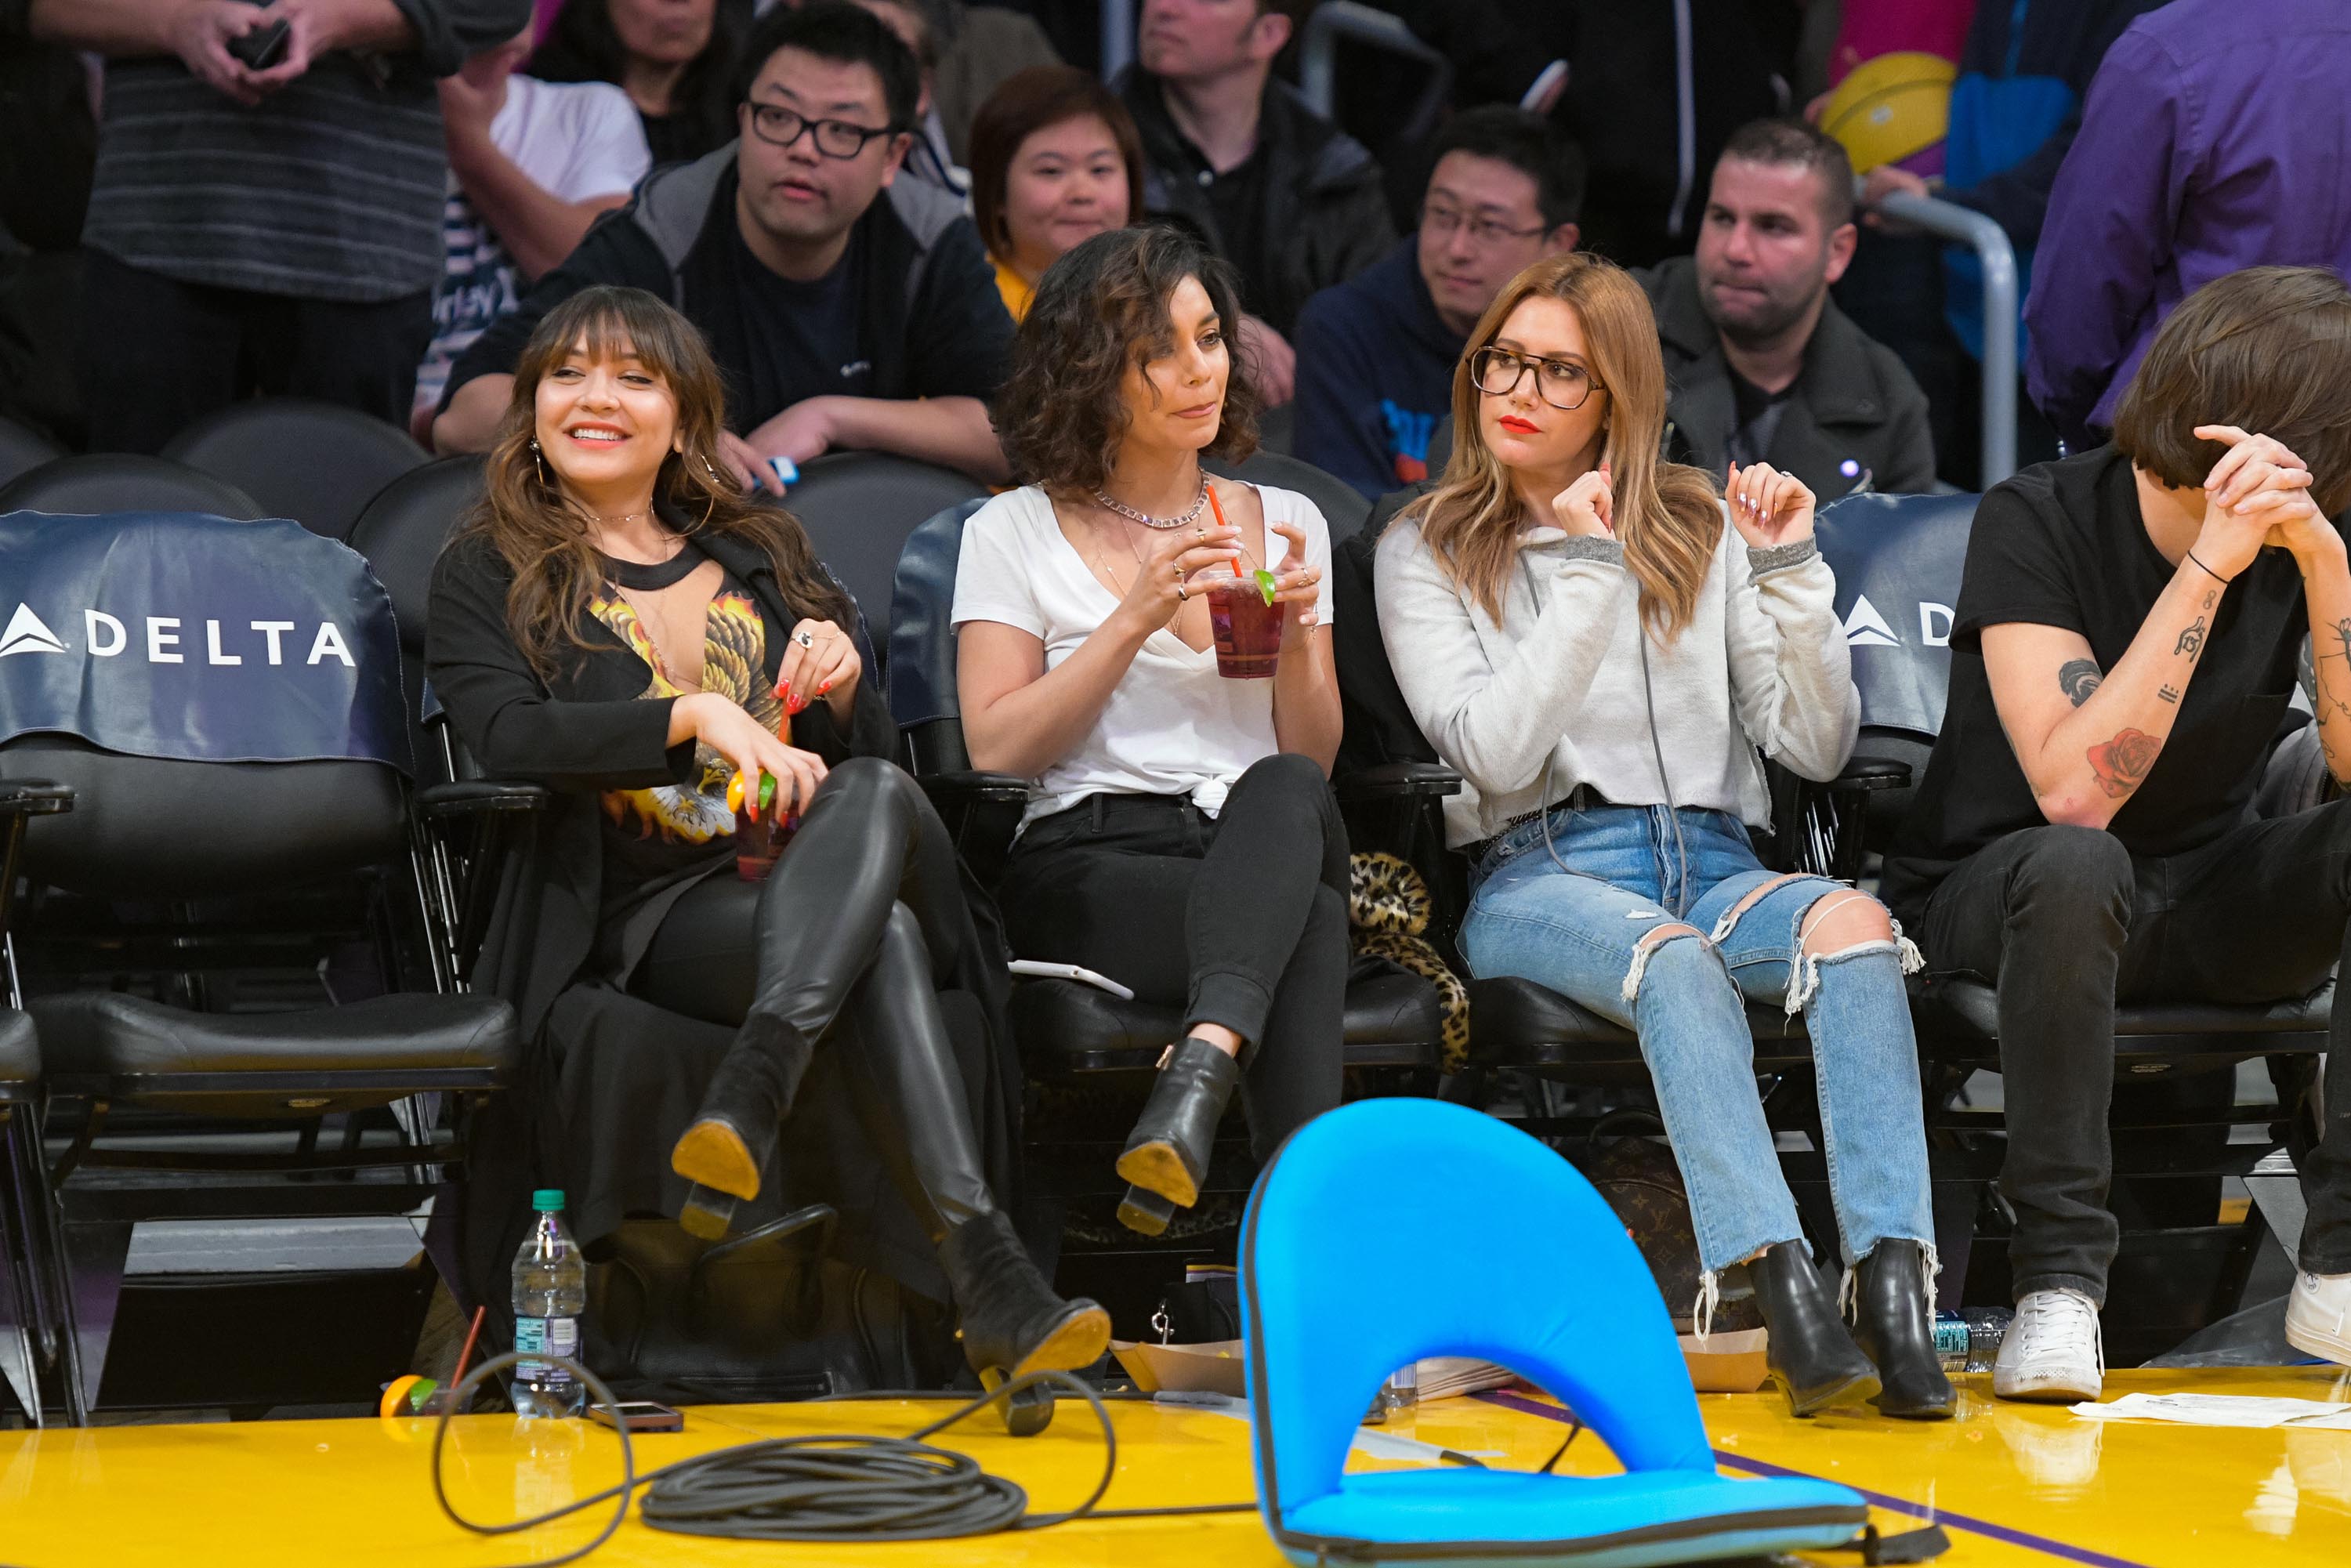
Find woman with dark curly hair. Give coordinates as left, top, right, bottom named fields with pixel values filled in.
left=427, top=284, right=1107, bottom=1388
left=955, top=225, right=1345, bottom=1236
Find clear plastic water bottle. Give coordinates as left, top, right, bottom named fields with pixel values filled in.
left=511, top=1188, right=587, bottom=1418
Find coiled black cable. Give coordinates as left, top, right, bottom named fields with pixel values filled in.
left=429, top=1353, right=1253, bottom=1566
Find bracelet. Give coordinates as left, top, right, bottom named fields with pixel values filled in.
left=2186, top=550, right=2234, bottom=586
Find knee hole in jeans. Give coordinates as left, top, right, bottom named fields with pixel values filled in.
left=1621, top=922, right=1708, bottom=1005
left=1798, top=889, right=1893, bottom=957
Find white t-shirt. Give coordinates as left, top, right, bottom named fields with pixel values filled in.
left=952, top=483, right=1335, bottom=826
left=414, top=75, right=652, bottom=418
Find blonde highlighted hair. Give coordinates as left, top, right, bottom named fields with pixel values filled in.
left=1408, top=252, right=1722, bottom=641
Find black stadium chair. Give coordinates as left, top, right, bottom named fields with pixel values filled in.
left=0, top=417, right=63, bottom=491
left=784, top=454, right=991, bottom=665
left=0, top=454, right=264, bottom=520
left=0, top=516, right=516, bottom=1421
left=1206, top=448, right=1374, bottom=544
left=163, top=397, right=431, bottom=541
left=886, top=498, right=1446, bottom=1235
left=0, top=1002, right=59, bottom=1425
left=1803, top=491, right=2332, bottom=1352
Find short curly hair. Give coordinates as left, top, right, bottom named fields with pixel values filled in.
left=993, top=225, right=1260, bottom=492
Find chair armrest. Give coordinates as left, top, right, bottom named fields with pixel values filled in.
left=1335, top=762, right=1463, bottom=802
left=915, top=770, right=1032, bottom=809
left=0, top=779, right=76, bottom=817
left=1829, top=757, right=1911, bottom=792
left=418, top=780, right=551, bottom=819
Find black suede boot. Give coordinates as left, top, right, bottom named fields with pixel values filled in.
left=671, top=1015, right=812, bottom=1215
left=1853, top=1241, right=1955, bottom=1420
left=940, top=1211, right=1111, bottom=1382
left=1114, top=1037, right=1242, bottom=1219
left=1751, top=1242, right=1881, bottom=1418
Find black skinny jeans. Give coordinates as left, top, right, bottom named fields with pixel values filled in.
left=998, top=752, right=1349, bottom=1160
left=631, top=757, right=994, bottom=1240
left=1914, top=803, right=2351, bottom=1303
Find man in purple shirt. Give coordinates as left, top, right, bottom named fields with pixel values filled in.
left=2023, top=0, right=2351, bottom=451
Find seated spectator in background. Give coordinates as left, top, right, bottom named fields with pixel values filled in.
left=415, top=24, right=652, bottom=439
left=428, top=284, right=1109, bottom=1386
left=2023, top=0, right=2351, bottom=452
left=1292, top=107, right=1581, bottom=501
left=956, top=226, right=1344, bottom=1238
left=527, top=0, right=744, bottom=165
left=1646, top=120, right=1936, bottom=502
left=24, top=0, right=529, bottom=455
left=1119, top=0, right=1393, bottom=407
left=438, top=2, right=1012, bottom=483
left=966, top=64, right=1141, bottom=321
left=1376, top=252, right=1948, bottom=1421
left=1884, top=268, right=2351, bottom=1401
left=929, top=1, right=1062, bottom=167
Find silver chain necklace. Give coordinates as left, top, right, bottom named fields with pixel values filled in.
left=1093, top=473, right=1208, bottom=530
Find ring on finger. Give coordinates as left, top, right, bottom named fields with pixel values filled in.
left=794, top=630, right=815, bottom=649
left=1176, top=583, right=1189, bottom=602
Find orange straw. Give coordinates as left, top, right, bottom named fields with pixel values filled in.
left=1203, top=482, right=1244, bottom=578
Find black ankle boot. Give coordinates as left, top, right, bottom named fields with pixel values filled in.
left=1750, top=1242, right=1881, bottom=1418
left=1853, top=1241, right=1955, bottom=1420
left=1114, top=1037, right=1242, bottom=1219
left=671, top=1016, right=810, bottom=1210
left=940, top=1211, right=1111, bottom=1383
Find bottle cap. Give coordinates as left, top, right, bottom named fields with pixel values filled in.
left=531, top=1189, right=565, bottom=1212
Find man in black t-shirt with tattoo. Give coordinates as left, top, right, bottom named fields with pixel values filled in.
left=1885, top=268, right=2351, bottom=1403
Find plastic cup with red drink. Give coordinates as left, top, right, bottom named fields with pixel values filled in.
left=727, top=770, right=799, bottom=881
left=1207, top=568, right=1282, bottom=680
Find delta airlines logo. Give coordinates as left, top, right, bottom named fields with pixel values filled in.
left=0, top=603, right=65, bottom=657
left=1842, top=595, right=1956, bottom=651
left=0, top=603, right=356, bottom=666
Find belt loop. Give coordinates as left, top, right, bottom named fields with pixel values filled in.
left=1089, top=794, right=1106, bottom=831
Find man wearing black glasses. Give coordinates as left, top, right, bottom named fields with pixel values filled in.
left=1643, top=118, right=1934, bottom=503
left=437, top=0, right=1012, bottom=483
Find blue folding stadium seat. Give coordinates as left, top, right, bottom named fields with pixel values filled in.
left=1241, top=1099, right=1867, bottom=1567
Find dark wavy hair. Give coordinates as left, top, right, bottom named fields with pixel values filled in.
left=527, top=0, right=748, bottom=164
left=994, top=225, right=1260, bottom=492
left=454, top=285, right=853, bottom=680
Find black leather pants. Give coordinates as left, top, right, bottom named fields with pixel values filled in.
left=633, top=757, right=994, bottom=1241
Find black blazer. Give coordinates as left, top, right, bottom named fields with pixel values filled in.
left=426, top=524, right=897, bottom=1037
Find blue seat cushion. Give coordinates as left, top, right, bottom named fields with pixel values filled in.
left=1274, top=1468, right=1865, bottom=1568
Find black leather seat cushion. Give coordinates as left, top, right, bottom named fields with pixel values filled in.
left=1467, top=976, right=1812, bottom=1079
left=1012, top=971, right=1441, bottom=1076
left=1916, top=977, right=2333, bottom=1059
left=0, top=1008, right=36, bottom=1096
left=30, top=990, right=514, bottom=1085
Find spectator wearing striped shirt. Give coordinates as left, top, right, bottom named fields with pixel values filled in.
left=412, top=22, right=651, bottom=437
left=19, top=0, right=533, bottom=454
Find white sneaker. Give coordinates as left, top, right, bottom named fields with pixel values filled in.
left=1994, top=1288, right=2104, bottom=1402
left=2284, top=1271, right=2351, bottom=1366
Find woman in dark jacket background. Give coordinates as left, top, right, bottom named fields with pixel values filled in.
left=426, top=284, right=1106, bottom=1389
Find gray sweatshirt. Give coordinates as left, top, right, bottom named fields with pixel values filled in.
left=1375, top=509, right=1860, bottom=847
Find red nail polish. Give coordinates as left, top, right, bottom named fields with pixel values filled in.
left=817, top=681, right=831, bottom=695
left=788, top=696, right=808, bottom=715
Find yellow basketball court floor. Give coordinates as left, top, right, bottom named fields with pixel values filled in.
left=2, top=1367, right=2346, bottom=1566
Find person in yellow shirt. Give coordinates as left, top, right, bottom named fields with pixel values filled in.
left=967, top=65, right=1143, bottom=320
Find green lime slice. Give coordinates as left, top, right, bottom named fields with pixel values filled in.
left=1252, top=567, right=1278, bottom=607
left=758, top=773, right=777, bottom=813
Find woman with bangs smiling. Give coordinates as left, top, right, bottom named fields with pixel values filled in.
left=427, top=284, right=1108, bottom=1392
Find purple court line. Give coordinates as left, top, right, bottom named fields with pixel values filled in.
left=1473, top=1389, right=2157, bottom=1568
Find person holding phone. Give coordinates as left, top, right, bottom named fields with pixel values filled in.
left=428, top=284, right=1109, bottom=1393
left=954, top=224, right=1343, bottom=1239
left=1377, top=252, right=1949, bottom=1421
left=22, top=0, right=534, bottom=452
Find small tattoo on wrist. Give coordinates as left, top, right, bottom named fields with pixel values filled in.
left=2175, top=616, right=2208, bottom=660
left=2157, top=684, right=2180, bottom=704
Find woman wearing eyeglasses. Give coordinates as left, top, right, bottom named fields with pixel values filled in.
left=1376, top=253, right=1950, bottom=1422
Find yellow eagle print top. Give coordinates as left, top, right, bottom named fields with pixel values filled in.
left=589, top=577, right=787, bottom=875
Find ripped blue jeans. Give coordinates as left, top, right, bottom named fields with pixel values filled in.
left=1462, top=803, right=1935, bottom=1315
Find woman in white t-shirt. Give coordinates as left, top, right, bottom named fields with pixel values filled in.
left=954, top=226, right=1344, bottom=1236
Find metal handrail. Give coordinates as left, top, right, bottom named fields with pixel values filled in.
left=1296, top=0, right=1446, bottom=120
left=1867, top=190, right=2020, bottom=487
